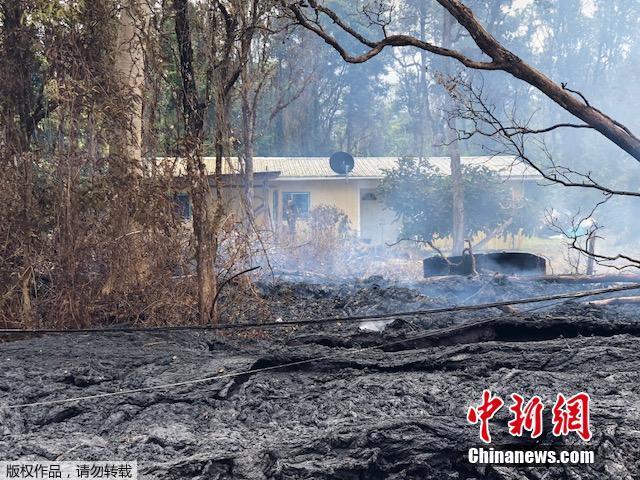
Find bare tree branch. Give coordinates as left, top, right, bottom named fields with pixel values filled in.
left=285, top=0, right=640, bottom=161
left=444, top=78, right=640, bottom=198
left=286, top=0, right=502, bottom=70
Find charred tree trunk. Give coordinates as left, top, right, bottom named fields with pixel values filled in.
left=174, top=0, right=217, bottom=323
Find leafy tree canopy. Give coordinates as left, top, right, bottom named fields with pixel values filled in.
left=378, top=157, right=542, bottom=243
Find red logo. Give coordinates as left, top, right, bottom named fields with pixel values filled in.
left=467, top=390, right=504, bottom=444
left=467, top=391, right=592, bottom=443
left=552, top=392, right=592, bottom=441
left=508, top=393, right=545, bottom=438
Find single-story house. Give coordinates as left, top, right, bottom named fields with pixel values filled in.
left=174, top=155, right=539, bottom=245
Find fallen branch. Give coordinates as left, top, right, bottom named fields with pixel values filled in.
left=510, top=274, right=640, bottom=284
left=211, top=266, right=261, bottom=313
left=587, top=296, right=640, bottom=307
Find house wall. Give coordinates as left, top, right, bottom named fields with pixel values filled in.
left=181, top=175, right=534, bottom=247
left=177, top=181, right=274, bottom=230
left=220, top=184, right=272, bottom=226
left=268, top=178, right=362, bottom=230
left=266, top=178, right=402, bottom=245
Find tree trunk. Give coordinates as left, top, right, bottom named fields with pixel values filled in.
left=103, top=0, right=150, bottom=296
left=448, top=127, right=464, bottom=255
left=208, top=85, right=236, bottom=322
left=417, top=4, right=435, bottom=157
left=345, top=103, right=354, bottom=153
left=113, top=0, right=146, bottom=164
left=174, top=0, right=216, bottom=323
left=240, top=79, right=254, bottom=219
left=442, top=11, right=464, bottom=256
left=3, top=1, right=36, bottom=326
left=191, top=153, right=217, bottom=323
left=586, top=234, right=597, bottom=275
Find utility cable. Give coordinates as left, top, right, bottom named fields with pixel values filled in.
left=3, top=295, right=616, bottom=409
left=1, top=283, right=637, bottom=336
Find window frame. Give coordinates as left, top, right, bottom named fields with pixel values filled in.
left=282, top=191, right=311, bottom=219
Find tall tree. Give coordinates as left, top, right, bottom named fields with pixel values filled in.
left=101, top=0, right=151, bottom=295
left=0, top=0, right=52, bottom=324
left=441, top=10, right=464, bottom=255
left=173, top=0, right=218, bottom=322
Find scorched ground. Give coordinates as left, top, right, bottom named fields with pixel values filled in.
left=1, top=275, right=639, bottom=479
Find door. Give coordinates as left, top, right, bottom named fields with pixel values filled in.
left=359, top=189, right=381, bottom=244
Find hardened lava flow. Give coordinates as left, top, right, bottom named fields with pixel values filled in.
left=1, top=275, right=640, bottom=479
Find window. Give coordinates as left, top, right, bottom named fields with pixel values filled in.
left=283, top=192, right=310, bottom=219
left=175, top=193, right=191, bottom=220
left=361, top=191, right=377, bottom=201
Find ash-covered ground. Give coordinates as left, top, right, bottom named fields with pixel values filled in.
left=2, top=275, right=640, bottom=479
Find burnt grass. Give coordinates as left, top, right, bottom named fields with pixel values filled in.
left=2, top=275, right=640, bottom=479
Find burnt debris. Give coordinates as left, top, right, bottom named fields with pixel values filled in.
left=424, top=251, right=547, bottom=277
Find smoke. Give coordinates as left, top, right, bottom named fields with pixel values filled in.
left=271, top=0, right=640, bottom=271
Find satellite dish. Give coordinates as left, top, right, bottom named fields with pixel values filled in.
left=329, top=151, right=355, bottom=175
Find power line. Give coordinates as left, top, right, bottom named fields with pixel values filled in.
left=0, top=283, right=638, bottom=336
left=6, top=300, right=559, bottom=410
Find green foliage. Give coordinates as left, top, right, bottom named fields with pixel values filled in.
left=378, top=157, right=541, bottom=242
